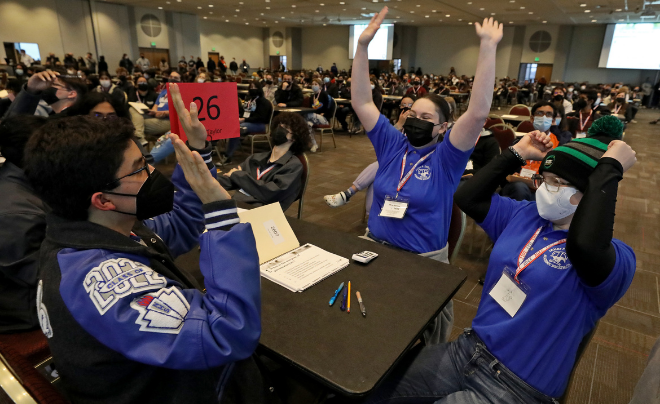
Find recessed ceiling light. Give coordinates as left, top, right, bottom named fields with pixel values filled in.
left=177, top=0, right=181, bottom=2
left=619, top=18, right=624, bottom=21
left=292, top=4, right=296, bottom=7
left=411, top=20, right=414, bottom=22
left=509, top=21, right=513, bottom=23
left=520, top=6, right=525, bottom=9
left=320, top=2, right=324, bottom=5
left=260, top=12, right=264, bottom=15
left=543, top=20, right=547, bottom=23
left=458, top=18, right=462, bottom=21
left=416, top=4, right=420, bottom=6
left=281, top=16, right=285, bottom=18
left=445, top=14, right=450, bottom=17
left=425, top=15, right=429, bottom=18
left=343, top=8, right=346, bottom=11
left=315, top=10, right=319, bottom=12
left=166, top=1, right=170, bottom=4
left=362, top=7, right=366, bottom=10
left=410, top=11, right=414, bottom=13
left=467, top=1, right=472, bottom=4
left=234, top=14, right=237, bottom=17
left=509, top=0, right=515, bottom=2
left=491, top=12, right=495, bottom=15
left=266, top=6, right=270, bottom=9
left=239, top=1, right=243, bottom=3
left=203, top=16, right=207, bottom=19
left=208, top=4, right=213, bottom=7
left=197, top=6, right=202, bottom=9
left=275, top=20, right=279, bottom=23
left=209, top=11, right=213, bottom=14
left=615, top=8, right=622, bottom=11
left=580, top=3, right=587, bottom=7
left=480, top=8, right=484, bottom=10
left=225, top=19, right=229, bottom=22
left=396, top=16, right=400, bottom=18
left=245, top=22, right=249, bottom=25
left=469, top=22, right=473, bottom=24
left=340, top=1, right=345, bottom=3
left=592, top=19, right=597, bottom=22
left=323, top=23, right=327, bottom=25
left=290, top=11, right=293, bottom=13
left=584, top=9, right=590, bottom=12
left=528, top=11, right=533, bottom=14
left=235, top=9, right=239, bottom=11
left=158, top=6, right=163, bottom=9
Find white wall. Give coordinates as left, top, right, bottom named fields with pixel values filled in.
left=269, top=28, right=287, bottom=56
left=199, top=20, right=265, bottom=68
left=301, top=25, right=351, bottom=71
left=91, top=1, right=132, bottom=71
left=414, top=26, right=515, bottom=79
left=55, top=0, right=95, bottom=59
left=170, top=12, right=201, bottom=61
left=134, top=7, right=169, bottom=50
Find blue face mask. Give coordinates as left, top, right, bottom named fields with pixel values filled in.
left=553, top=117, right=561, bottom=126
left=533, top=116, right=553, bottom=132
left=323, top=77, right=330, bottom=83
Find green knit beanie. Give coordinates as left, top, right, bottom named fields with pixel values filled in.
left=539, top=115, right=622, bottom=192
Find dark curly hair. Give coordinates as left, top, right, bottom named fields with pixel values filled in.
left=71, top=91, right=129, bottom=119
left=271, top=112, right=310, bottom=155
left=24, top=116, right=135, bottom=221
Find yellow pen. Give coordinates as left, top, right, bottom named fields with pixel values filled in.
left=347, top=281, right=351, bottom=313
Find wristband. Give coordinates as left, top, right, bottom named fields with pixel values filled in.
left=508, top=146, right=527, bottom=165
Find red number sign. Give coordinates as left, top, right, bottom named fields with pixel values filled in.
left=167, top=82, right=240, bottom=141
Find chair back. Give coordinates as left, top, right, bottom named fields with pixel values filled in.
left=485, top=115, right=504, bottom=129
left=516, top=120, right=536, bottom=133
left=559, top=321, right=599, bottom=403
left=447, top=202, right=467, bottom=264
left=489, top=123, right=516, bottom=151
left=509, top=104, right=531, bottom=116
left=329, top=98, right=338, bottom=124
left=508, top=87, right=518, bottom=94
left=264, top=102, right=275, bottom=135
left=295, top=153, right=310, bottom=219
left=236, top=76, right=242, bottom=83
left=302, top=96, right=312, bottom=108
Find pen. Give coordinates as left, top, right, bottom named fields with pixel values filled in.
left=329, top=282, right=344, bottom=306
left=347, top=281, right=351, bottom=313
left=356, top=291, right=366, bottom=317
left=340, top=283, right=348, bottom=311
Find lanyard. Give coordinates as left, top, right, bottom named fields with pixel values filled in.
left=613, top=104, right=622, bottom=114
left=514, top=227, right=566, bottom=282
left=257, top=164, right=276, bottom=180
left=578, top=109, right=592, bottom=132
left=397, top=149, right=436, bottom=193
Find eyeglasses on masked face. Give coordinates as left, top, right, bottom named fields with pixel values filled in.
left=531, top=174, right=574, bottom=193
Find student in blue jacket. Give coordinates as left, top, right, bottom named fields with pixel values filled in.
left=351, top=7, right=503, bottom=344
left=23, top=83, right=262, bottom=403
left=366, top=116, right=637, bottom=403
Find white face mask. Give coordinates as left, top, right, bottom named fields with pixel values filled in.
left=100, top=80, right=111, bottom=88
left=197, top=78, right=205, bottom=83
left=568, top=88, right=574, bottom=92
left=535, top=183, right=579, bottom=221
left=533, top=116, right=553, bottom=132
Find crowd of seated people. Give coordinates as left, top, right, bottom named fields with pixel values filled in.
left=0, top=12, right=656, bottom=402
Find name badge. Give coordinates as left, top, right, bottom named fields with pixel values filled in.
left=243, top=111, right=251, bottom=118
left=379, top=195, right=409, bottom=219
left=576, top=132, right=587, bottom=139
left=519, top=168, right=536, bottom=179
left=488, top=271, right=527, bottom=317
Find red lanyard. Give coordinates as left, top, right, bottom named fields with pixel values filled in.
left=398, top=150, right=435, bottom=192
left=514, top=227, right=566, bottom=283
left=257, top=164, right=276, bottom=180
left=579, top=110, right=592, bottom=132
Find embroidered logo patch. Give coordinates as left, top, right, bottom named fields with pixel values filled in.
left=543, top=156, right=555, bottom=169
left=84, top=258, right=167, bottom=315
left=543, top=247, right=572, bottom=270
left=36, top=280, right=53, bottom=339
left=415, top=165, right=432, bottom=181
left=130, top=287, right=189, bottom=334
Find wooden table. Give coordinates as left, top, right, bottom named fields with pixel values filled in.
left=274, top=106, right=315, bottom=114
left=175, top=218, right=466, bottom=397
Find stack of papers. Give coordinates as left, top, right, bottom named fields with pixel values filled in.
left=261, top=244, right=349, bottom=292
left=129, top=102, right=150, bottom=114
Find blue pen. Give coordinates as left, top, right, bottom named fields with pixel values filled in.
left=340, top=283, right=348, bottom=311
left=329, top=282, right=344, bottom=306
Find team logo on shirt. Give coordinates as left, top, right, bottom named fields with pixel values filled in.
left=543, top=247, right=572, bottom=270
left=36, top=280, right=53, bottom=339
left=84, top=258, right=167, bottom=315
left=415, top=165, right=432, bottom=181
left=130, top=287, right=189, bottom=334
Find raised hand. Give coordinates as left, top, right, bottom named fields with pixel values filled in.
left=170, top=133, right=230, bottom=204
left=512, top=130, right=554, bottom=161
left=169, top=83, right=207, bottom=149
left=27, top=70, right=59, bottom=93
left=602, top=140, right=636, bottom=172
left=475, top=17, right=503, bottom=45
left=357, top=7, right=389, bottom=47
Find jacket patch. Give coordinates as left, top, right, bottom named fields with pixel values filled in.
left=83, top=258, right=167, bottom=315
left=130, top=287, right=189, bottom=334
left=37, top=280, right=53, bottom=338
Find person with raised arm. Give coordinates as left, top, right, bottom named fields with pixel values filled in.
left=351, top=7, right=503, bottom=344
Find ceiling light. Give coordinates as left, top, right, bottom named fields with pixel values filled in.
left=469, top=22, right=473, bottom=24
left=291, top=11, right=293, bottom=13
left=591, top=19, right=597, bottom=22
left=543, top=20, right=547, bottom=23
left=480, top=8, right=484, bottom=10
left=320, top=3, right=325, bottom=5
left=458, top=18, right=462, bottom=21
left=340, top=1, right=345, bottom=3
left=416, top=4, right=421, bottom=6
left=615, top=8, right=622, bottom=11
left=323, top=23, right=327, bottom=25
left=245, top=22, right=249, bottom=25
left=618, top=18, right=624, bottom=21
left=445, top=14, right=450, bottom=17
left=177, top=0, right=181, bottom=2
left=275, top=20, right=279, bottom=23
left=410, top=11, right=414, bottom=13
left=520, top=6, right=525, bottom=9
left=239, top=1, right=243, bottom=3
left=425, top=15, right=429, bottom=18
left=584, top=9, right=590, bottom=12
left=509, top=0, right=515, bottom=2
left=266, top=6, right=270, bottom=9
left=362, top=7, right=366, bottom=10
left=260, top=12, right=264, bottom=15
left=209, top=11, right=213, bottom=14
left=158, top=6, right=163, bottom=9
left=528, top=11, right=533, bottom=14
left=509, top=21, right=513, bottom=23
left=234, top=14, right=237, bottom=17
left=197, top=6, right=202, bottom=9
left=343, top=8, right=346, bottom=11
left=235, top=9, right=239, bottom=11
left=281, top=16, right=285, bottom=18
left=315, top=10, right=319, bottom=12
left=225, top=19, right=229, bottom=22
left=580, top=3, right=587, bottom=7
left=467, top=1, right=472, bottom=4
left=203, top=16, right=207, bottom=19
left=396, top=16, right=400, bottom=18
left=491, top=12, right=495, bottom=15
left=166, top=1, right=170, bottom=4
left=208, top=4, right=213, bottom=7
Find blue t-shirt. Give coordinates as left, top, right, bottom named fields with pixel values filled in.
left=155, top=88, right=169, bottom=112
left=367, top=114, right=472, bottom=253
left=472, top=194, right=636, bottom=397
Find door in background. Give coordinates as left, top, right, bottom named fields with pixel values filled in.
left=208, top=52, right=219, bottom=68
left=138, top=47, right=170, bottom=70
left=270, top=56, right=280, bottom=72
left=535, top=64, right=553, bottom=83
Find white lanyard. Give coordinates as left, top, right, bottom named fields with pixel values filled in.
left=257, top=164, right=276, bottom=180
left=514, top=227, right=566, bottom=283
left=397, top=150, right=435, bottom=193
left=613, top=104, right=622, bottom=114
left=578, top=109, right=592, bottom=132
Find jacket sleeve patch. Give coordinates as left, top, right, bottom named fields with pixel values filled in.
left=130, top=286, right=190, bottom=334
left=83, top=258, right=167, bottom=315
left=37, top=280, right=53, bottom=338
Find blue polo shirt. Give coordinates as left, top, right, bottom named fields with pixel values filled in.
left=367, top=114, right=472, bottom=254
left=155, top=88, right=169, bottom=112
left=472, top=194, right=635, bottom=397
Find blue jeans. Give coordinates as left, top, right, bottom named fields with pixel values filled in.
left=226, top=122, right=267, bottom=158
left=366, top=329, right=558, bottom=404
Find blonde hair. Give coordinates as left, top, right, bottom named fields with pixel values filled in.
left=444, top=97, right=458, bottom=122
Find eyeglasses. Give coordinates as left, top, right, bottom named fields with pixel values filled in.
left=93, top=113, right=119, bottom=120
left=534, top=111, right=554, bottom=118
left=531, top=174, right=573, bottom=193
left=104, top=157, right=150, bottom=188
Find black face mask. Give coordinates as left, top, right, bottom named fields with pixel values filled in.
left=283, top=81, right=292, bottom=88
left=265, top=80, right=273, bottom=85
left=413, top=81, right=420, bottom=86
left=400, top=106, right=411, bottom=113
left=41, top=87, right=63, bottom=105
left=249, top=89, right=260, bottom=97
left=403, top=117, right=442, bottom=147
left=104, top=169, right=174, bottom=221
left=574, top=99, right=588, bottom=111
left=270, top=126, right=289, bottom=146
left=138, top=83, right=149, bottom=91
left=616, top=98, right=625, bottom=103
left=553, top=95, right=563, bottom=101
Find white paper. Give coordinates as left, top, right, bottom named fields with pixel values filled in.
left=519, top=168, right=536, bottom=179
left=576, top=132, right=587, bottom=139
left=129, top=102, right=150, bottom=114
left=379, top=200, right=408, bottom=219
left=0, top=90, right=8, bottom=98
left=466, top=160, right=474, bottom=171
left=263, top=220, right=285, bottom=246
left=489, top=273, right=527, bottom=317
left=260, top=244, right=349, bottom=292
left=243, top=111, right=251, bottom=118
